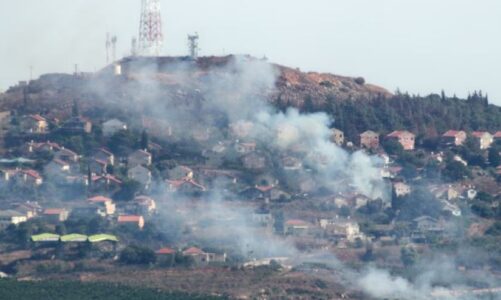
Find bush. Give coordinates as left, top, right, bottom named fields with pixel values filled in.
left=354, top=77, right=365, bottom=85
left=119, top=245, right=156, bottom=265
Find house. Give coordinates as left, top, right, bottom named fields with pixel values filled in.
left=21, top=114, right=48, bottom=133
left=284, top=219, right=310, bottom=236
left=242, top=152, right=266, bottom=170
left=252, top=207, right=274, bottom=228
left=442, top=200, right=462, bottom=217
left=102, top=119, right=127, bottom=137
left=91, top=174, right=122, bottom=191
left=281, top=156, right=302, bottom=171
left=128, top=165, right=152, bottom=188
left=235, top=141, right=257, bottom=154
left=128, top=149, right=152, bottom=167
left=0, top=210, right=27, bottom=227
left=166, top=178, right=207, bottom=193
left=134, top=195, right=157, bottom=215
left=60, top=116, right=92, bottom=134
left=12, top=201, right=41, bottom=219
left=319, top=219, right=361, bottom=242
left=230, top=121, right=254, bottom=138
left=54, top=148, right=79, bottom=163
left=9, top=169, right=43, bottom=186
left=24, top=141, right=61, bottom=154
left=94, top=148, right=115, bottom=166
left=43, top=208, right=70, bottom=222
left=441, top=130, right=467, bottom=146
left=330, top=128, right=344, bottom=146
left=240, top=184, right=290, bottom=202
left=360, top=131, right=380, bottom=149
left=393, top=182, right=411, bottom=197
left=182, top=247, right=210, bottom=265
left=142, top=117, right=173, bottom=138
left=117, top=215, right=145, bottom=229
left=199, top=169, right=239, bottom=187
left=155, top=247, right=176, bottom=266
left=88, top=196, right=116, bottom=215
left=429, top=185, right=461, bottom=201
left=386, top=131, right=415, bottom=150
left=413, top=216, right=444, bottom=233
left=44, top=159, right=71, bottom=177
left=471, top=131, right=493, bottom=150
left=168, top=166, right=194, bottom=180
left=89, top=159, right=108, bottom=175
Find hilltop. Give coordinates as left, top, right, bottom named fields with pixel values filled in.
left=0, top=55, right=389, bottom=118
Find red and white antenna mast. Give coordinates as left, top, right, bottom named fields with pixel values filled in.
left=138, top=0, right=164, bottom=56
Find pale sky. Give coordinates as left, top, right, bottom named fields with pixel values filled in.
left=1, top=0, right=500, bottom=104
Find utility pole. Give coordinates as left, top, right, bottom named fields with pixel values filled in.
left=188, top=33, right=200, bottom=59
left=106, top=33, right=111, bottom=64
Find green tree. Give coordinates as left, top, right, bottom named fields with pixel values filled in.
left=486, top=222, right=501, bottom=236
left=382, top=139, right=403, bottom=156
left=140, top=130, right=149, bottom=150
left=113, top=179, right=141, bottom=201
left=401, top=246, right=417, bottom=267
left=72, top=99, right=79, bottom=117
left=443, top=161, right=469, bottom=182
left=488, top=147, right=501, bottom=167
left=119, top=245, right=156, bottom=265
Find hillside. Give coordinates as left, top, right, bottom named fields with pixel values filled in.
left=1, top=55, right=500, bottom=143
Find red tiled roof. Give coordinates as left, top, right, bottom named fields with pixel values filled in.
left=104, top=175, right=122, bottom=184
left=97, top=148, right=113, bottom=156
left=183, top=247, right=205, bottom=255
left=387, top=130, right=414, bottom=138
left=156, top=247, right=176, bottom=255
left=255, top=185, right=274, bottom=193
left=53, top=159, right=69, bottom=166
left=285, top=219, right=309, bottom=226
left=166, top=178, right=206, bottom=191
left=88, top=196, right=112, bottom=203
left=93, top=159, right=107, bottom=166
left=493, top=131, right=501, bottom=138
left=135, top=195, right=154, bottom=204
left=58, top=148, right=78, bottom=156
left=442, top=130, right=463, bottom=137
left=118, top=215, right=142, bottom=223
left=44, top=208, right=66, bottom=215
left=30, top=114, right=46, bottom=122
left=23, top=169, right=41, bottom=179
left=131, top=149, right=151, bottom=157
left=472, top=131, right=489, bottom=138
left=361, top=130, right=379, bottom=137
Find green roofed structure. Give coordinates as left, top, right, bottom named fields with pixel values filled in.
left=31, top=233, right=60, bottom=242
left=61, top=234, right=88, bottom=243
left=88, top=234, right=119, bottom=243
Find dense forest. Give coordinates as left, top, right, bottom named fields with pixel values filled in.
left=0, top=280, right=225, bottom=300
left=299, top=91, right=501, bottom=142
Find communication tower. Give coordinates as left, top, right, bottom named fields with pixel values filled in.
left=138, top=0, right=164, bottom=56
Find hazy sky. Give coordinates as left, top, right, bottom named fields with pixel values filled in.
left=1, top=0, right=500, bottom=104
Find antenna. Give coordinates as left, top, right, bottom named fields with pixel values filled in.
left=138, top=0, right=164, bottom=56
left=111, top=35, right=118, bottom=62
left=188, top=33, right=200, bottom=59
left=106, top=33, right=111, bottom=64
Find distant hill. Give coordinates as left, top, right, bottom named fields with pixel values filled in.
left=1, top=55, right=500, bottom=142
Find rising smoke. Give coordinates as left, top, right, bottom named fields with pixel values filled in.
left=87, top=55, right=497, bottom=299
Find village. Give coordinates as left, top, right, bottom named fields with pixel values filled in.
left=0, top=91, right=500, bottom=286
